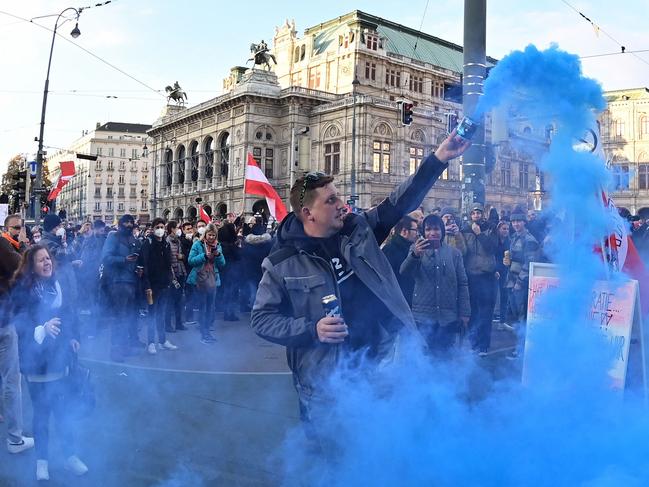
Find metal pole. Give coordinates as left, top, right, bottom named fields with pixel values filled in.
left=34, top=7, right=79, bottom=225
left=461, top=0, right=487, bottom=214
left=153, top=142, right=159, bottom=218
left=289, top=125, right=296, bottom=188
left=350, top=74, right=360, bottom=209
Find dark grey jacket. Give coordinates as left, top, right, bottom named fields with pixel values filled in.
left=400, top=243, right=470, bottom=326
left=461, top=221, right=497, bottom=275
left=250, top=153, right=448, bottom=391
left=506, top=229, right=539, bottom=290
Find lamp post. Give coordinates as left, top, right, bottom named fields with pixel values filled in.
left=34, top=7, right=82, bottom=224
left=350, top=73, right=360, bottom=210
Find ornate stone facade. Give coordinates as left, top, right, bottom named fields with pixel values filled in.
left=150, top=10, right=539, bottom=221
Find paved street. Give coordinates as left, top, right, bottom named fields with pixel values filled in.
left=0, top=313, right=517, bottom=486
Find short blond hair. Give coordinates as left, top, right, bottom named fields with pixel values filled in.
left=200, top=223, right=219, bottom=241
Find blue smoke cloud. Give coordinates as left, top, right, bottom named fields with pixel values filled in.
left=278, top=45, right=649, bottom=486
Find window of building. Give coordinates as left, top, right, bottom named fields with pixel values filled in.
left=131, top=148, right=138, bottom=159
left=365, top=34, right=378, bottom=50
left=120, top=148, right=126, bottom=158
left=613, top=119, right=626, bottom=138
left=365, top=62, right=376, bottom=81
left=118, top=202, right=124, bottom=212
left=107, top=135, right=113, bottom=140
left=107, top=175, right=114, bottom=184
left=106, top=201, right=113, bottom=211
left=324, top=142, right=341, bottom=174
left=409, top=75, right=423, bottom=93
left=130, top=187, right=137, bottom=198
left=519, top=163, right=529, bottom=190
left=107, top=160, right=114, bottom=171
left=106, top=187, right=113, bottom=197
left=118, top=187, right=125, bottom=198
left=252, top=147, right=274, bottom=179
left=131, top=160, right=137, bottom=171
left=300, top=44, right=305, bottom=61
left=94, top=186, right=101, bottom=197
left=141, top=173, right=148, bottom=185
left=431, top=81, right=444, bottom=99
left=409, top=147, right=423, bottom=175
left=219, top=133, right=230, bottom=179
left=385, top=69, right=401, bottom=88
left=96, top=147, right=103, bottom=156
left=108, top=148, right=114, bottom=157
left=372, top=141, right=391, bottom=173
left=501, top=160, right=512, bottom=187
left=613, top=164, right=630, bottom=190
left=308, top=67, right=321, bottom=89
left=118, top=175, right=125, bottom=185
left=95, top=160, right=102, bottom=171
left=119, top=161, right=125, bottom=171
left=639, top=164, right=649, bottom=190
left=164, top=149, right=173, bottom=187
left=94, top=202, right=101, bottom=212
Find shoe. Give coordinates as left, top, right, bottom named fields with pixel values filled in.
left=506, top=349, right=519, bottom=360
left=36, top=459, right=49, bottom=481
left=161, top=340, right=178, bottom=351
left=8, top=436, right=34, bottom=454
left=175, top=324, right=187, bottom=331
left=478, top=349, right=488, bottom=357
left=201, top=334, right=216, bottom=344
left=500, top=322, right=515, bottom=332
left=65, top=455, right=88, bottom=476
left=147, top=343, right=157, bottom=355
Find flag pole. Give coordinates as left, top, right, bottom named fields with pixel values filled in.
left=241, top=152, right=249, bottom=217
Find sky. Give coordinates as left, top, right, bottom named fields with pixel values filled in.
left=1, top=0, right=648, bottom=175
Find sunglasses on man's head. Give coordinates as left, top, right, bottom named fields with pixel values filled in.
left=299, top=171, right=327, bottom=209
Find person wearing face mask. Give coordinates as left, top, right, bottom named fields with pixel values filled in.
left=179, top=222, right=197, bottom=325
left=31, top=226, right=43, bottom=245
left=187, top=223, right=225, bottom=343
left=195, top=221, right=207, bottom=240
left=10, top=245, right=87, bottom=481
left=139, top=218, right=178, bottom=354
left=165, top=221, right=187, bottom=333
left=400, top=215, right=470, bottom=356
left=101, top=214, right=142, bottom=362
left=78, top=220, right=107, bottom=325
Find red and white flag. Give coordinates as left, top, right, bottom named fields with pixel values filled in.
left=244, top=153, right=288, bottom=222
left=48, top=161, right=75, bottom=201
left=199, top=205, right=211, bottom=224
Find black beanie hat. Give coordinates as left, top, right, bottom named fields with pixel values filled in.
left=43, top=214, right=62, bottom=232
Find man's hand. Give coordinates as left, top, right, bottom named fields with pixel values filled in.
left=412, top=237, right=430, bottom=257
left=446, top=223, right=460, bottom=235
left=71, top=260, right=83, bottom=268
left=495, top=271, right=500, bottom=280
left=70, top=339, right=80, bottom=353
left=18, top=226, right=29, bottom=245
left=434, top=128, right=472, bottom=163
left=316, top=316, right=348, bottom=344
left=471, top=223, right=481, bottom=235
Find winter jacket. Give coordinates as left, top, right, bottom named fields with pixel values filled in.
left=11, top=277, right=79, bottom=376
left=495, top=235, right=511, bottom=283
left=186, top=240, right=226, bottom=287
left=506, top=229, right=540, bottom=290
left=0, top=237, right=21, bottom=327
left=140, top=236, right=173, bottom=291
left=79, top=234, right=106, bottom=282
left=40, top=230, right=78, bottom=301
left=179, top=235, right=194, bottom=274
left=400, top=243, right=470, bottom=326
left=166, top=235, right=187, bottom=280
left=250, top=151, right=448, bottom=392
left=461, top=221, right=497, bottom=275
left=382, top=234, right=415, bottom=306
left=242, top=232, right=273, bottom=284
left=101, top=230, right=141, bottom=285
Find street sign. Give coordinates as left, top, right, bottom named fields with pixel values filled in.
left=32, top=187, right=48, bottom=194
left=29, top=161, right=37, bottom=177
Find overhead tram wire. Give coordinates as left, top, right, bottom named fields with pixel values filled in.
left=560, top=0, right=649, bottom=69
left=0, top=7, right=165, bottom=99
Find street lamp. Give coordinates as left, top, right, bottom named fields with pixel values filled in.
left=33, top=7, right=83, bottom=224
left=350, top=73, right=360, bottom=210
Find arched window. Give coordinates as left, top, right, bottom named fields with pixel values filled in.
left=164, top=149, right=173, bottom=187
left=176, top=145, right=186, bottom=184
left=252, top=127, right=274, bottom=179
left=204, top=136, right=214, bottom=180
left=189, top=141, right=199, bottom=182
left=218, top=132, right=230, bottom=183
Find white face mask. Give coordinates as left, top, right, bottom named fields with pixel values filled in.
left=175, top=229, right=182, bottom=237
left=55, top=227, right=66, bottom=237
left=154, top=228, right=165, bottom=238
left=33, top=236, right=41, bottom=243
left=133, top=230, right=141, bottom=239
left=197, top=227, right=206, bottom=236
left=185, top=233, right=193, bottom=240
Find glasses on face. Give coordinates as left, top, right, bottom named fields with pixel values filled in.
left=406, top=227, right=419, bottom=233
left=10, top=226, right=22, bottom=230
left=299, top=171, right=327, bottom=209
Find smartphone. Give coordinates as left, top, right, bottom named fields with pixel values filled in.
left=456, top=116, right=479, bottom=140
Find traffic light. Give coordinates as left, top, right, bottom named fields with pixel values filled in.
left=13, top=170, right=27, bottom=201
left=399, top=101, right=414, bottom=126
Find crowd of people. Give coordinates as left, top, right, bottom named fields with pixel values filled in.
left=1, top=134, right=646, bottom=478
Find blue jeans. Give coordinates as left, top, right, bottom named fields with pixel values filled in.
left=196, top=287, right=216, bottom=337
left=468, top=273, right=497, bottom=350
left=148, top=287, right=170, bottom=344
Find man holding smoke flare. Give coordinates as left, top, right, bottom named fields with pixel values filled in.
left=251, top=129, right=470, bottom=444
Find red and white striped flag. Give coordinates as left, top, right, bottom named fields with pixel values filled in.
left=47, top=161, right=75, bottom=201
left=199, top=205, right=211, bottom=224
left=244, top=153, right=288, bottom=222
